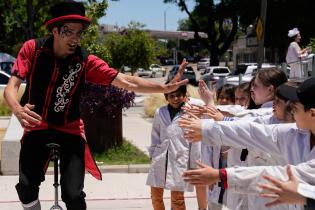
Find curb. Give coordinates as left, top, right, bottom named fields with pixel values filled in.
left=45, top=164, right=150, bottom=175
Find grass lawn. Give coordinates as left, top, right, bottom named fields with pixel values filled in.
left=93, top=139, right=150, bottom=165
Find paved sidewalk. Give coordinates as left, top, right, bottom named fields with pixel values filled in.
left=0, top=173, right=198, bottom=209
left=0, top=94, right=200, bottom=209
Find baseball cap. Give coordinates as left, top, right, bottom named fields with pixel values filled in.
left=280, top=78, right=315, bottom=108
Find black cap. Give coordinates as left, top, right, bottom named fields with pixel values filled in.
left=296, top=77, right=315, bottom=109
left=277, top=83, right=299, bottom=102
left=280, top=78, right=315, bottom=108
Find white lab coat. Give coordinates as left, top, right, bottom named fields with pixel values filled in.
left=225, top=114, right=279, bottom=210
left=202, top=120, right=312, bottom=210
left=201, top=143, right=222, bottom=204
left=227, top=159, right=315, bottom=199
left=146, top=105, right=200, bottom=191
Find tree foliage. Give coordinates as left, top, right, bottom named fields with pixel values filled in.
left=0, top=0, right=66, bottom=55
left=164, top=0, right=238, bottom=66
left=81, top=0, right=112, bottom=64
left=103, top=22, right=157, bottom=75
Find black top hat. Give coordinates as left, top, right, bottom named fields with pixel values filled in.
left=45, top=1, right=91, bottom=31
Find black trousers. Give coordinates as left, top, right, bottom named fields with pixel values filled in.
left=16, top=129, right=86, bottom=210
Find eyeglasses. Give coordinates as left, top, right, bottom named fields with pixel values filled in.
left=168, top=93, right=184, bottom=99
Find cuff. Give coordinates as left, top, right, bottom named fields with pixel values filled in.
left=298, top=183, right=315, bottom=200
left=220, top=168, right=228, bottom=189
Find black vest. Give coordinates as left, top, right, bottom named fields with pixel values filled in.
left=20, top=37, right=88, bottom=125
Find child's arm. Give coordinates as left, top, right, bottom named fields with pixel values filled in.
left=178, top=115, right=297, bottom=159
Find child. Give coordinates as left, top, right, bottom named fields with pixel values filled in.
left=147, top=86, right=187, bottom=210
left=180, top=77, right=315, bottom=209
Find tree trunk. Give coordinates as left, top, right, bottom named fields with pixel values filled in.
left=81, top=109, right=123, bottom=153
left=210, top=50, right=220, bottom=66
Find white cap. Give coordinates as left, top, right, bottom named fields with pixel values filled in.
left=288, top=28, right=300, bottom=38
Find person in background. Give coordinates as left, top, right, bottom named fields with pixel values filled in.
left=286, top=27, right=311, bottom=79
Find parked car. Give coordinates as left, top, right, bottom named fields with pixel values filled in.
left=167, top=65, right=197, bottom=86
left=0, top=70, right=26, bottom=100
left=0, top=61, right=14, bottom=75
left=149, top=64, right=166, bottom=77
left=0, top=70, right=10, bottom=86
left=120, top=65, right=131, bottom=73
left=197, top=58, right=210, bottom=71
left=215, top=63, right=277, bottom=88
left=200, top=66, right=231, bottom=82
left=136, top=68, right=154, bottom=77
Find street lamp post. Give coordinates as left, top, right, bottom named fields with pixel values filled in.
left=164, top=7, right=170, bottom=31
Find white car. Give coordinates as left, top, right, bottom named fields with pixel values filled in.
left=0, top=70, right=26, bottom=95
left=136, top=68, right=154, bottom=77
left=223, top=63, right=277, bottom=86
left=200, top=66, right=231, bottom=83
left=149, top=64, right=166, bottom=77
left=197, top=58, right=210, bottom=71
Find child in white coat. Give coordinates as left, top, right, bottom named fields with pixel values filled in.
left=147, top=86, right=187, bottom=210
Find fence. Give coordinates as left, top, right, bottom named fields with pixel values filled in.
left=283, top=54, right=315, bottom=83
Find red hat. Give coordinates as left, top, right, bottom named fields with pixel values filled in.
left=45, top=1, right=91, bottom=31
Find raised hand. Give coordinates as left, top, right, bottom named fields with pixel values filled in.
left=169, top=58, right=188, bottom=83
left=178, top=112, right=202, bottom=142
left=182, top=103, right=207, bottom=118
left=164, top=79, right=189, bottom=93
left=259, top=165, right=306, bottom=207
left=203, top=105, right=225, bottom=121
left=198, top=80, right=215, bottom=106
left=183, top=161, right=220, bottom=186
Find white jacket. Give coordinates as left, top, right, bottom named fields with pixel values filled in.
left=201, top=120, right=311, bottom=210
left=146, top=105, right=200, bottom=191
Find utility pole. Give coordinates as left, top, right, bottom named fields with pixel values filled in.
left=257, top=0, right=267, bottom=69
left=164, top=7, right=170, bottom=31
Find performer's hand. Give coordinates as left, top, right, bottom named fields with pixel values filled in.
left=169, top=58, right=188, bottom=84
left=183, top=161, right=220, bottom=186
left=259, top=165, right=306, bottom=207
left=15, top=103, right=42, bottom=129
left=178, top=112, right=202, bottom=142
left=163, top=79, right=189, bottom=93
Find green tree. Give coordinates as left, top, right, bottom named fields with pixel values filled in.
left=103, top=22, right=157, bottom=75
left=164, top=0, right=238, bottom=66
left=0, top=0, right=65, bottom=54
left=81, top=0, right=112, bottom=64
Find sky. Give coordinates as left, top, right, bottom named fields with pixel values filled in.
left=99, top=0, right=194, bottom=31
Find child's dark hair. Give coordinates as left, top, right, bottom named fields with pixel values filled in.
left=217, top=84, right=236, bottom=103
left=235, top=82, right=250, bottom=95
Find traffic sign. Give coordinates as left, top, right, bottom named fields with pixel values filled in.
left=256, top=18, right=263, bottom=41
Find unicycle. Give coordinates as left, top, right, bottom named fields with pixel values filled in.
left=46, top=143, right=63, bottom=210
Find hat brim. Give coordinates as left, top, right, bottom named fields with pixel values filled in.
left=45, top=14, right=91, bottom=29
left=277, top=84, right=299, bottom=101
